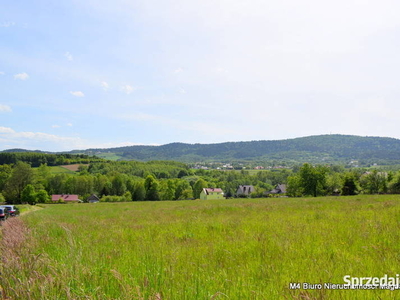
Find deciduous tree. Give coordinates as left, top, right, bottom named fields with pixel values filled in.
left=3, top=161, right=34, bottom=203
left=21, top=184, right=36, bottom=204
left=144, top=175, right=160, bottom=200
left=193, top=178, right=207, bottom=199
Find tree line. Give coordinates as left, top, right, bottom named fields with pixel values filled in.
left=1, top=155, right=400, bottom=205
left=0, top=152, right=103, bottom=167
left=287, top=163, right=400, bottom=197
left=0, top=159, right=291, bottom=204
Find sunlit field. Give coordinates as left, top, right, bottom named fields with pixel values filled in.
left=2, top=195, right=400, bottom=299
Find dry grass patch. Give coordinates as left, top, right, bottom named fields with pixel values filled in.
left=60, top=164, right=88, bottom=172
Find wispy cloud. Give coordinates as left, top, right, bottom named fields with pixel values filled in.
left=215, top=67, right=228, bottom=74
left=0, top=127, right=15, bottom=134
left=0, top=104, right=11, bottom=112
left=0, top=126, right=145, bottom=151
left=101, top=81, right=110, bottom=91
left=14, top=72, right=29, bottom=80
left=121, top=84, right=135, bottom=94
left=116, top=113, right=238, bottom=138
left=64, top=51, right=73, bottom=61
left=51, top=125, right=60, bottom=128
left=0, top=126, right=88, bottom=150
left=0, top=72, right=5, bottom=75
left=174, top=68, right=184, bottom=74
left=0, top=22, right=15, bottom=28
left=70, top=91, right=85, bottom=97
left=178, top=88, right=186, bottom=94
left=66, top=123, right=73, bottom=127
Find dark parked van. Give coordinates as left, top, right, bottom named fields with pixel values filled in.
left=0, top=207, right=10, bottom=220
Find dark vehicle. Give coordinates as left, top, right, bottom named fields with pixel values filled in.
left=1, top=205, right=20, bottom=217
left=0, top=207, right=10, bottom=221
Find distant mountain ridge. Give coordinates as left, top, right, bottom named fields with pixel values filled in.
left=73, top=134, right=400, bottom=164
left=4, top=135, right=400, bottom=164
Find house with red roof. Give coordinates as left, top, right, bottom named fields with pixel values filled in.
left=200, top=188, right=224, bottom=200
left=51, top=194, right=81, bottom=203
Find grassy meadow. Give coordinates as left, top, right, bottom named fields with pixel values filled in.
left=2, top=195, right=400, bottom=299
left=47, top=166, right=77, bottom=174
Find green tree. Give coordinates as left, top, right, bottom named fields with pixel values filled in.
left=75, top=175, right=94, bottom=198
left=325, top=173, right=342, bottom=195
left=47, top=174, right=68, bottom=195
left=123, top=191, right=132, bottom=201
left=36, top=189, right=50, bottom=203
left=359, top=170, right=387, bottom=194
left=144, top=175, right=160, bottom=200
left=0, top=164, right=12, bottom=191
left=180, top=187, right=193, bottom=199
left=341, top=173, right=358, bottom=195
left=160, top=180, right=176, bottom=200
left=177, top=170, right=189, bottom=178
left=175, top=180, right=192, bottom=200
left=36, top=163, right=51, bottom=189
left=389, top=172, right=400, bottom=194
left=3, top=161, right=34, bottom=203
left=133, top=181, right=146, bottom=201
left=112, top=174, right=126, bottom=196
left=126, top=178, right=136, bottom=196
left=193, top=178, right=207, bottom=199
left=298, top=163, right=328, bottom=197
left=78, top=165, right=89, bottom=175
left=21, top=184, right=36, bottom=204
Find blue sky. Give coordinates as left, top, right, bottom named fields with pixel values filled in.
left=1, top=0, right=400, bottom=151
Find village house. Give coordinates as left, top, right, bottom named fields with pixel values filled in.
left=264, top=184, right=287, bottom=196
left=51, top=194, right=81, bottom=203
left=236, top=185, right=255, bottom=197
left=200, top=188, right=224, bottom=200
left=87, top=194, right=100, bottom=203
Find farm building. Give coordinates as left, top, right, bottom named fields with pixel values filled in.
left=51, top=194, right=81, bottom=203
left=200, top=188, right=224, bottom=200
left=264, top=184, right=287, bottom=196
left=236, top=185, right=255, bottom=197
left=87, top=194, right=100, bottom=203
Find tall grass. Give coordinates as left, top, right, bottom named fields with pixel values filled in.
left=1, top=195, right=400, bottom=299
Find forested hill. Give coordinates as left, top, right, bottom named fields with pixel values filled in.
left=71, top=135, right=400, bottom=164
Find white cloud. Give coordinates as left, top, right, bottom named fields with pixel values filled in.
left=14, top=72, right=29, bottom=80
left=66, top=123, right=73, bottom=127
left=0, top=104, right=12, bottom=112
left=0, top=22, right=15, bottom=28
left=178, top=88, right=186, bottom=94
left=116, top=113, right=238, bottom=137
left=101, top=81, right=110, bottom=91
left=64, top=51, right=73, bottom=61
left=215, top=67, right=228, bottom=74
left=174, top=68, right=184, bottom=74
left=70, top=91, right=85, bottom=97
left=91, top=141, right=159, bottom=148
left=121, top=84, right=135, bottom=94
left=0, top=126, right=146, bottom=151
left=0, top=127, right=15, bottom=134
left=52, top=125, right=60, bottom=128
left=0, top=126, right=88, bottom=151
left=0, top=72, right=5, bottom=75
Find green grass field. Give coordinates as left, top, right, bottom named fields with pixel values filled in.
left=48, top=166, right=77, bottom=174
left=1, top=195, right=400, bottom=299
left=96, top=152, right=123, bottom=161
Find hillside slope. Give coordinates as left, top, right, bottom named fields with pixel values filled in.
left=73, top=135, right=400, bottom=164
